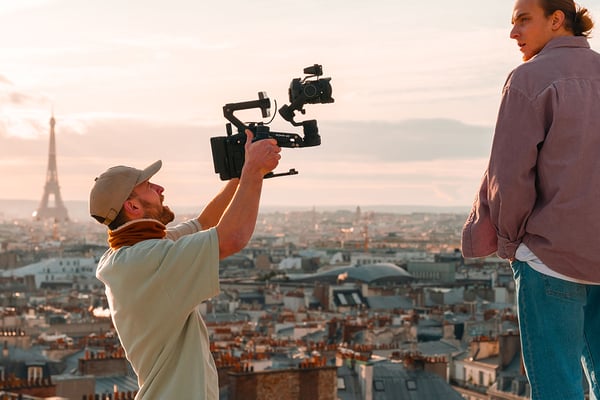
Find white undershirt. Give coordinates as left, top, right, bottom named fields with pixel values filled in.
left=516, top=243, right=600, bottom=285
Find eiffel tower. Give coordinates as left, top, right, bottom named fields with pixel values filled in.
left=33, top=114, right=69, bottom=222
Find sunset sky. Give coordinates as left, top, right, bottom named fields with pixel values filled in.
left=2, top=0, right=599, bottom=215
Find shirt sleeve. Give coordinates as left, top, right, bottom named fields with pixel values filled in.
left=487, top=81, right=547, bottom=259
left=165, top=219, right=202, bottom=241
left=461, top=171, right=498, bottom=258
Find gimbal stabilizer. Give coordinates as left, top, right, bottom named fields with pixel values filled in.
left=210, top=64, right=334, bottom=180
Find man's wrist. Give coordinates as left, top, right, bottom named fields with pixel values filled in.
left=240, top=167, right=265, bottom=183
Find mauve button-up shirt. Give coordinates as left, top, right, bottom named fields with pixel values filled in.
left=462, top=35, right=600, bottom=283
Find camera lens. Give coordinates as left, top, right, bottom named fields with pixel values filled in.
left=303, top=83, right=318, bottom=98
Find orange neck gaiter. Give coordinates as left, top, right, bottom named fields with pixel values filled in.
left=108, top=219, right=166, bottom=250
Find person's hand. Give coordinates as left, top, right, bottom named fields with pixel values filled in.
left=241, top=129, right=281, bottom=178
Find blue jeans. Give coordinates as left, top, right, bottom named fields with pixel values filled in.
left=511, top=260, right=600, bottom=400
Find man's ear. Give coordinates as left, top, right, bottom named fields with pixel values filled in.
left=123, top=198, right=143, bottom=218
left=551, top=10, right=566, bottom=31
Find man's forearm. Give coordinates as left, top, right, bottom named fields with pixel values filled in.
left=216, top=173, right=263, bottom=259
left=197, top=178, right=240, bottom=229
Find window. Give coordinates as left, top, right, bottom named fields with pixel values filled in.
left=374, top=380, right=385, bottom=391
left=337, top=293, right=348, bottom=305
left=337, top=377, right=346, bottom=390
left=28, top=366, right=43, bottom=381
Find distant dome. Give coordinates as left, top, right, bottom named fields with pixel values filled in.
left=288, top=262, right=413, bottom=284
left=348, top=262, right=413, bottom=283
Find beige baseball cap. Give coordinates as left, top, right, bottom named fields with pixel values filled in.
left=89, top=160, right=162, bottom=225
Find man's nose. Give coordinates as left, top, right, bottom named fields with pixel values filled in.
left=150, top=183, right=164, bottom=194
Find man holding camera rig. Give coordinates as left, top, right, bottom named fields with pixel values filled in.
left=89, top=129, right=281, bottom=399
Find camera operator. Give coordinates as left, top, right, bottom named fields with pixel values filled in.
left=89, top=129, right=281, bottom=399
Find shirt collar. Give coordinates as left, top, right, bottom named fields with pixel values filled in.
left=540, top=35, right=590, bottom=54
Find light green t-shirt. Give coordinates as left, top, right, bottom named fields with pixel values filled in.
left=97, top=220, right=220, bottom=399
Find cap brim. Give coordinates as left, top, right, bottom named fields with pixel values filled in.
left=136, top=160, right=162, bottom=185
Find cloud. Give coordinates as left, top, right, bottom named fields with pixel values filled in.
left=0, top=113, right=491, bottom=208
left=53, top=115, right=494, bottom=163
left=0, top=78, right=54, bottom=139
left=296, top=119, right=493, bottom=163
left=257, top=157, right=487, bottom=208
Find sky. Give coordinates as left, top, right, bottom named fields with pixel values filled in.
left=2, top=0, right=600, bottom=214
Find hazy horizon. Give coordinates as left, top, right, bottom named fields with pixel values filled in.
left=0, top=198, right=472, bottom=222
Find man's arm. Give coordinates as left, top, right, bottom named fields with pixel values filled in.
left=197, top=178, right=239, bottom=229
left=216, top=130, right=281, bottom=259
left=487, top=84, right=545, bottom=259
left=461, top=171, right=498, bottom=258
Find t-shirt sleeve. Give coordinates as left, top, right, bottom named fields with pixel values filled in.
left=165, top=219, right=202, bottom=241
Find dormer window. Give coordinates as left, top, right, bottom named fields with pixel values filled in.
left=27, top=366, right=43, bottom=382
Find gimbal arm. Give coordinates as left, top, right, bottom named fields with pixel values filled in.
left=222, top=92, right=271, bottom=133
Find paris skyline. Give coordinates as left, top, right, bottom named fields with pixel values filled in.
left=1, top=1, right=600, bottom=209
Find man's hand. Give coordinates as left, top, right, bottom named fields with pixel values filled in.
left=241, top=129, right=281, bottom=178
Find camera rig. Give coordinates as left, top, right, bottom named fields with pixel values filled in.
left=210, top=64, right=334, bottom=180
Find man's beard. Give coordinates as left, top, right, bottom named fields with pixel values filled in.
left=139, top=198, right=175, bottom=225
left=156, top=205, right=175, bottom=225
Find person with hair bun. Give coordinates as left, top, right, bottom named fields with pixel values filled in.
left=462, top=1, right=600, bottom=398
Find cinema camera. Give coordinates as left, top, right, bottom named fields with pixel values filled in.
left=210, top=64, right=334, bottom=180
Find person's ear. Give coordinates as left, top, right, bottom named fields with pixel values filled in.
left=551, top=10, right=566, bottom=31
left=123, top=198, right=142, bottom=218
